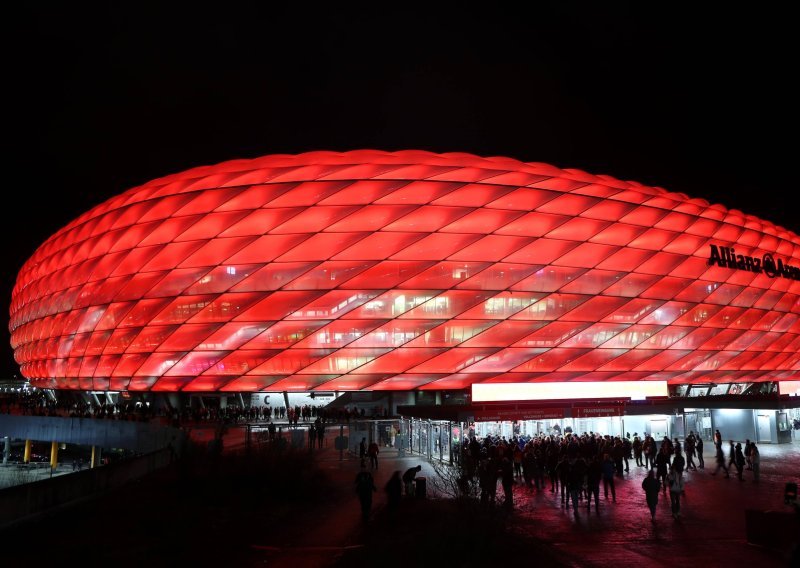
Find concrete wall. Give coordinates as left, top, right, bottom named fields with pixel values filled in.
left=711, top=409, right=757, bottom=442
left=0, top=415, right=183, bottom=454
left=0, top=448, right=172, bottom=530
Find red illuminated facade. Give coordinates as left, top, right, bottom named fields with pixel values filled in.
left=9, top=150, right=800, bottom=393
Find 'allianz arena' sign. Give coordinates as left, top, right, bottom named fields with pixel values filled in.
left=708, top=244, right=800, bottom=280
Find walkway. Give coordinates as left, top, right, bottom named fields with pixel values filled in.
left=2, top=426, right=798, bottom=567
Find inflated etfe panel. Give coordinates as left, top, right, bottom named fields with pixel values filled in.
left=10, top=151, right=800, bottom=392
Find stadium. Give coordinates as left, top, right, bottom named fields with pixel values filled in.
left=9, top=150, right=800, bottom=442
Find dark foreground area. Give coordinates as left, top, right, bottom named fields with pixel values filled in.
left=2, top=438, right=799, bottom=567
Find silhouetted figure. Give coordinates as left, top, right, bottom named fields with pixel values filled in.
left=355, top=462, right=376, bottom=522
left=403, top=465, right=422, bottom=496
left=642, top=469, right=660, bottom=522
left=385, top=471, right=402, bottom=518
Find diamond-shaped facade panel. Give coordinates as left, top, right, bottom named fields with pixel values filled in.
left=9, top=150, right=800, bottom=392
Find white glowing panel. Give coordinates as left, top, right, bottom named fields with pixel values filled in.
left=779, top=381, right=800, bottom=396
left=472, top=380, right=668, bottom=402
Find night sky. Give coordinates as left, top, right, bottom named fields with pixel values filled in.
left=5, top=4, right=798, bottom=377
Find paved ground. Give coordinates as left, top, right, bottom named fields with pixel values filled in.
left=508, top=443, right=800, bottom=567
left=2, top=424, right=799, bottom=567
left=249, top=440, right=800, bottom=567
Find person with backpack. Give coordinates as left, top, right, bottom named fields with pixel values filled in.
left=667, top=466, right=685, bottom=519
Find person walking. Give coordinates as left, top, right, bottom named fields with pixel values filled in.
left=633, top=434, right=644, bottom=467
left=501, top=456, right=515, bottom=508
left=734, top=442, right=746, bottom=481
left=712, top=444, right=729, bottom=477
left=586, top=454, right=602, bottom=513
left=744, top=439, right=753, bottom=469
left=656, top=446, right=671, bottom=491
left=672, top=447, right=686, bottom=476
left=308, top=423, right=316, bottom=451
left=642, top=469, right=661, bottom=522
left=667, top=466, right=685, bottom=519
left=750, top=443, right=760, bottom=482
left=317, top=423, right=324, bottom=449
left=359, top=437, right=367, bottom=466
left=355, top=462, right=377, bottom=522
left=367, top=440, right=380, bottom=469
left=645, top=435, right=658, bottom=470
left=685, top=432, right=697, bottom=471
left=567, top=457, right=587, bottom=516
left=726, top=440, right=736, bottom=472
left=601, top=453, right=616, bottom=502
left=695, top=435, right=705, bottom=469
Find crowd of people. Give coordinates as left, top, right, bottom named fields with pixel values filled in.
left=0, top=389, right=386, bottom=426
left=452, top=428, right=763, bottom=521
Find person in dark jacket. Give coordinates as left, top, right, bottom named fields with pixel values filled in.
left=402, top=465, right=422, bottom=496
left=750, top=443, right=761, bottom=482
left=622, top=436, right=632, bottom=473
left=556, top=456, right=570, bottom=505
left=612, top=439, right=625, bottom=477
left=500, top=457, right=515, bottom=507
left=633, top=434, right=644, bottom=467
left=726, top=440, right=736, bottom=472
left=671, top=447, right=686, bottom=476
left=385, top=470, right=402, bottom=518
left=712, top=444, right=729, bottom=477
left=367, top=441, right=380, bottom=469
left=734, top=442, right=746, bottom=481
left=695, top=436, right=705, bottom=469
left=601, top=453, right=616, bottom=502
left=586, top=454, right=602, bottom=512
left=656, top=446, right=671, bottom=491
left=355, top=462, right=377, bottom=522
left=359, top=437, right=367, bottom=466
left=567, top=457, right=587, bottom=516
left=642, top=469, right=661, bottom=521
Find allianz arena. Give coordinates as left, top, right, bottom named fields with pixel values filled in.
left=9, top=151, right=800, bottom=409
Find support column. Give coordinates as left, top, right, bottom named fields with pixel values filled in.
left=3, top=436, right=10, bottom=464
left=448, top=422, right=453, bottom=465
left=91, top=445, right=97, bottom=468
left=50, top=441, right=59, bottom=470
left=24, top=439, right=32, bottom=463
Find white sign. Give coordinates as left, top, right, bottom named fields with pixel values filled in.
left=472, top=381, right=668, bottom=402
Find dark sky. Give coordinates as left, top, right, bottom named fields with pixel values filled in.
left=4, top=4, right=799, bottom=377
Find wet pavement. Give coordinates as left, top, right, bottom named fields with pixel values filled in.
left=250, top=436, right=800, bottom=567
left=2, top=423, right=798, bottom=567
left=507, top=443, right=800, bottom=567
